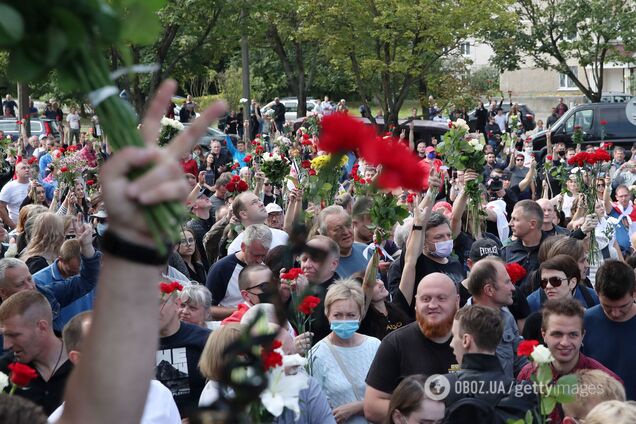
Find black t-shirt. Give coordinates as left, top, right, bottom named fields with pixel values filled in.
left=157, top=322, right=211, bottom=417
left=365, top=321, right=456, bottom=394
left=413, top=254, right=465, bottom=302
left=359, top=292, right=414, bottom=340
left=0, top=355, right=72, bottom=415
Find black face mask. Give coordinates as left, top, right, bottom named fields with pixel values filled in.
left=256, top=292, right=270, bottom=304
left=558, top=150, right=566, bottom=157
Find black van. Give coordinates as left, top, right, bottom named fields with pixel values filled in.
left=530, top=102, right=636, bottom=151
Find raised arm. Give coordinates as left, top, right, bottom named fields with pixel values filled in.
left=518, top=159, right=536, bottom=193
left=362, top=251, right=380, bottom=317
left=283, top=188, right=302, bottom=235
left=604, top=175, right=613, bottom=215
left=58, top=80, right=225, bottom=424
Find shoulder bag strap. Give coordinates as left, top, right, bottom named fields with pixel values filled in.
left=325, top=338, right=363, bottom=401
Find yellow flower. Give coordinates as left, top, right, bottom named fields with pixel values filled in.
left=310, top=154, right=348, bottom=171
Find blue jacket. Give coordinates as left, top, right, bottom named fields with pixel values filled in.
left=38, top=153, right=52, bottom=180
left=224, top=135, right=247, bottom=168
left=526, top=285, right=599, bottom=313
left=34, top=251, right=102, bottom=332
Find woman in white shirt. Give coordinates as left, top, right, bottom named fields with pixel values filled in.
left=310, top=280, right=381, bottom=423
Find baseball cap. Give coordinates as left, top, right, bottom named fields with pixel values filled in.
left=469, top=238, right=501, bottom=263
left=425, top=146, right=435, bottom=154
left=91, top=210, right=108, bottom=219
left=265, top=203, right=283, bottom=214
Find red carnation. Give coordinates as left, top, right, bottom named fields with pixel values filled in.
left=303, top=133, right=310, bottom=140
left=58, top=148, right=66, bottom=154
left=407, top=193, right=416, bottom=203
left=505, top=263, right=527, bottom=285
left=297, top=295, right=321, bottom=315
left=281, top=268, right=303, bottom=281
left=448, top=121, right=453, bottom=128
left=28, top=156, right=37, bottom=165
left=8, top=362, right=38, bottom=387
left=600, top=119, right=608, bottom=125
left=301, top=139, right=313, bottom=146
left=517, top=340, right=540, bottom=357
left=238, top=180, right=249, bottom=192
left=309, top=169, right=316, bottom=176
left=226, top=182, right=236, bottom=192
left=318, top=113, right=375, bottom=153
left=605, top=142, right=613, bottom=148
left=160, top=281, right=183, bottom=295
left=301, top=160, right=311, bottom=169
left=231, top=175, right=241, bottom=182
left=546, top=155, right=553, bottom=161
left=86, top=179, right=95, bottom=186
left=251, top=141, right=258, bottom=146
left=593, top=149, right=611, bottom=163
left=261, top=341, right=283, bottom=371
left=60, top=166, right=69, bottom=173
left=255, top=146, right=265, bottom=154
left=231, top=163, right=240, bottom=170
left=243, top=155, right=252, bottom=163
left=15, top=120, right=22, bottom=125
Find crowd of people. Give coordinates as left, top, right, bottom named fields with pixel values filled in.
left=0, top=83, right=634, bottom=424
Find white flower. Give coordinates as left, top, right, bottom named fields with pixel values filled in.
left=455, top=118, right=470, bottom=131
left=160, top=117, right=184, bottom=130
left=260, top=365, right=309, bottom=419
left=239, top=98, right=248, bottom=103
left=474, top=143, right=484, bottom=152
left=0, top=371, right=8, bottom=391
left=530, top=344, right=554, bottom=364
left=570, top=167, right=580, bottom=174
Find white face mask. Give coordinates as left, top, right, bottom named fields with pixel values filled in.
left=96, top=223, right=108, bottom=236
left=430, top=239, right=453, bottom=258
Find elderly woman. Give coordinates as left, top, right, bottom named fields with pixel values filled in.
left=310, top=280, right=381, bottom=423
left=178, top=284, right=213, bottom=328
left=523, top=254, right=599, bottom=342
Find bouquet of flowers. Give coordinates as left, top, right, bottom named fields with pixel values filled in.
left=299, top=153, right=348, bottom=207
left=436, top=119, right=486, bottom=236
left=572, top=125, right=584, bottom=144
left=260, top=152, right=291, bottom=188
left=512, top=340, right=577, bottom=424
left=280, top=268, right=321, bottom=336
left=225, top=175, right=249, bottom=197
left=567, top=148, right=612, bottom=264
left=542, top=155, right=569, bottom=200
left=303, top=112, right=322, bottom=137
left=0, top=0, right=184, bottom=253
left=158, top=117, right=184, bottom=147
left=52, top=152, right=90, bottom=188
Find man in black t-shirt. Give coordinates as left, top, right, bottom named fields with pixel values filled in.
left=157, top=288, right=210, bottom=418
left=363, top=273, right=459, bottom=423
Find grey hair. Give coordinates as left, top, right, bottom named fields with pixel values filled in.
left=0, top=258, right=27, bottom=287
left=243, top=224, right=273, bottom=249
left=318, top=205, right=348, bottom=235
left=178, top=284, right=212, bottom=309
left=394, top=217, right=414, bottom=250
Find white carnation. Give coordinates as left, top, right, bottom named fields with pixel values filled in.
left=0, top=371, right=8, bottom=391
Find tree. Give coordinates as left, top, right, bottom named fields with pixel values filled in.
left=484, top=0, right=636, bottom=102
left=111, top=0, right=231, bottom=115
left=304, top=0, right=498, bottom=129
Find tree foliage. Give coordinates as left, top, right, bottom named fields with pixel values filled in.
left=484, top=0, right=636, bottom=102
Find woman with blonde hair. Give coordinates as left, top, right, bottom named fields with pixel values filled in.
left=310, top=279, right=381, bottom=423
left=198, top=323, right=244, bottom=407
left=584, top=400, right=636, bottom=424
left=20, top=212, right=66, bottom=273
left=5, top=204, right=47, bottom=258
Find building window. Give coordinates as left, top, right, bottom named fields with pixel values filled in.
left=560, top=66, right=578, bottom=89
left=460, top=42, right=471, bottom=55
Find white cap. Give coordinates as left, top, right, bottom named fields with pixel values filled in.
left=265, top=203, right=283, bottom=214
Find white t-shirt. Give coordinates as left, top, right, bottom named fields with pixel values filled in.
left=0, top=180, right=29, bottom=223
left=66, top=113, right=81, bottom=130
left=227, top=227, right=289, bottom=255
left=48, top=380, right=181, bottom=424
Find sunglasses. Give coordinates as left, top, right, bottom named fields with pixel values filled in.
left=245, top=282, right=270, bottom=292
left=540, top=276, right=569, bottom=289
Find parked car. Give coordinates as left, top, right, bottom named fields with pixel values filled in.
left=583, top=92, right=633, bottom=104
left=0, top=117, right=61, bottom=141
left=530, top=102, right=636, bottom=151
left=262, top=98, right=320, bottom=121
left=183, top=124, right=239, bottom=149
left=468, top=102, right=536, bottom=132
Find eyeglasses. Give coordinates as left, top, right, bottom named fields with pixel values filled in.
left=516, top=158, right=524, bottom=161
left=540, top=276, right=569, bottom=289
left=245, top=282, right=270, bottom=292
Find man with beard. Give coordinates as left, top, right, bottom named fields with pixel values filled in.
left=363, top=273, right=458, bottom=423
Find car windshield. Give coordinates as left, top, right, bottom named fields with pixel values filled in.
left=0, top=120, right=44, bottom=133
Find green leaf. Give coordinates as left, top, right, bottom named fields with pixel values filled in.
left=525, top=409, right=534, bottom=424
left=540, top=396, right=556, bottom=415
left=0, top=4, right=24, bottom=46
left=121, top=2, right=161, bottom=44
left=7, top=49, right=44, bottom=82
left=45, top=28, right=69, bottom=67
left=536, top=363, right=553, bottom=385
left=554, top=374, right=578, bottom=403
left=51, top=8, right=87, bottom=50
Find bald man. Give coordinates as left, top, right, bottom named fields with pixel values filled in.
left=364, top=273, right=459, bottom=423
left=0, top=291, right=71, bottom=415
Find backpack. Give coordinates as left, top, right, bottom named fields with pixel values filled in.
left=444, top=387, right=538, bottom=424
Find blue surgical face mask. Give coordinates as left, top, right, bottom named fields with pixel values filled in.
left=330, top=320, right=359, bottom=339
left=430, top=239, right=453, bottom=258
left=96, top=223, right=108, bottom=237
